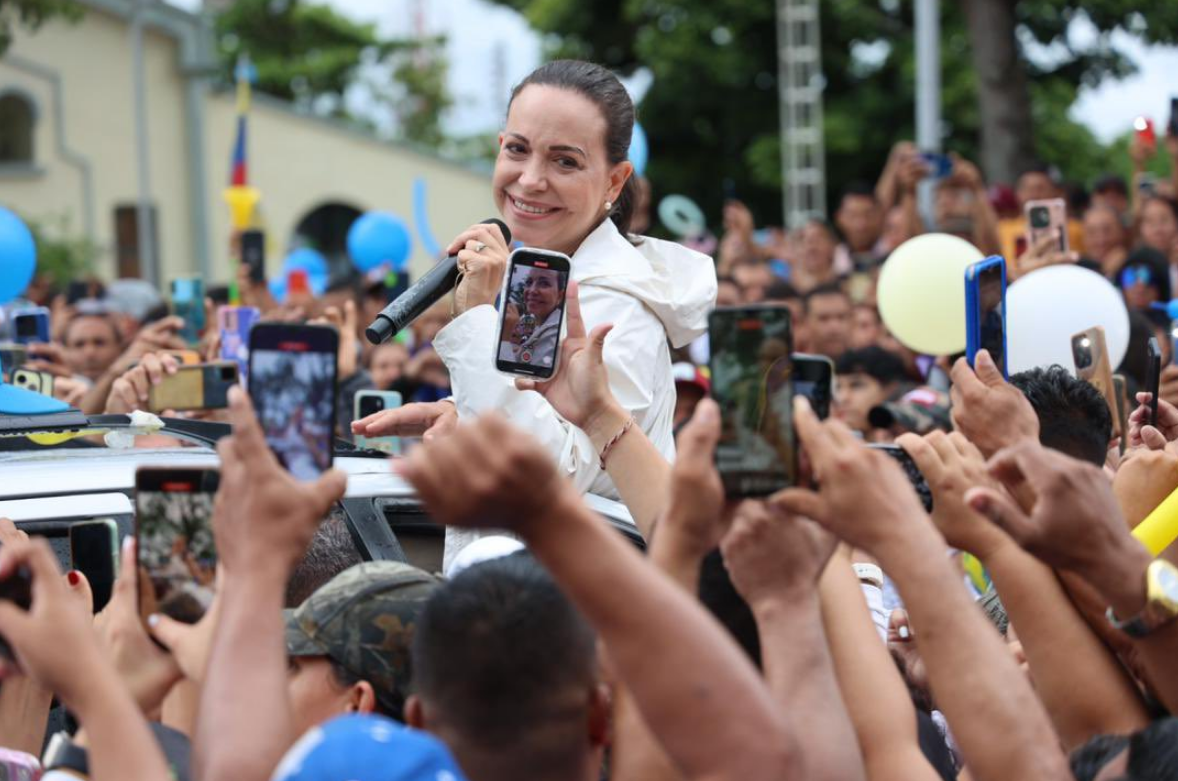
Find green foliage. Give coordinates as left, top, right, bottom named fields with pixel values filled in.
left=24, top=213, right=100, bottom=289
left=0, top=0, right=82, bottom=55
left=485, top=0, right=1178, bottom=228
left=214, top=0, right=450, bottom=145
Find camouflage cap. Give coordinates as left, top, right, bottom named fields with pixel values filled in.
left=285, top=561, right=441, bottom=715
left=868, top=387, right=952, bottom=436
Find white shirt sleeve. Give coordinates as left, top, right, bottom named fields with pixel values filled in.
left=432, top=288, right=666, bottom=496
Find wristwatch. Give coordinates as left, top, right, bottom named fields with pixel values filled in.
left=1106, top=559, right=1178, bottom=638
left=42, top=731, right=89, bottom=776
left=853, top=563, right=884, bottom=590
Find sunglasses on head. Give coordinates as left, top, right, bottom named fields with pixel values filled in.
left=1121, top=266, right=1155, bottom=288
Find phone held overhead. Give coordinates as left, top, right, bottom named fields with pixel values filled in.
left=495, top=248, right=571, bottom=380
left=965, top=256, right=1008, bottom=379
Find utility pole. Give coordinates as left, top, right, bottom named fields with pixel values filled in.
left=131, top=0, right=158, bottom=285
left=915, top=0, right=941, bottom=226
left=775, top=0, right=826, bottom=228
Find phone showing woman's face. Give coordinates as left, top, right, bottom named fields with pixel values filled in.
left=494, top=84, right=629, bottom=255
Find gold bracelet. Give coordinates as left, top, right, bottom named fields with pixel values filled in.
left=598, top=416, right=635, bottom=470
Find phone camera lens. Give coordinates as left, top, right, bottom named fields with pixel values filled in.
left=1030, top=207, right=1050, bottom=228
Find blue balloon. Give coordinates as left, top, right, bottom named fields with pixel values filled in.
left=347, top=212, right=412, bottom=273
left=628, top=122, right=649, bottom=178
left=0, top=207, right=36, bottom=304
left=412, top=178, right=443, bottom=259
left=268, top=275, right=287, bottom=304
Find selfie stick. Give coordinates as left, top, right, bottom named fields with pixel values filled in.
left=365, top=218, right=512, bottom=345
left=1132, top=486, right=1178, bottom=556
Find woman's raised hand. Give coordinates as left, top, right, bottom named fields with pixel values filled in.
left=515, top=281, right=620, bottom=438
left=449, top=222, right=512, bottom=316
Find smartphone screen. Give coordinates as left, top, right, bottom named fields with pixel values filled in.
left=1147, top=337, right=1162, bottom=427
left=709, top=306, right=795, bottom=496
left=69, top=520, right=118, bottom=612
left=135, top=468, right=219, bottom=624
left=12, top=311, right=48, bottom=344
left=791, top=354, right=833, bottom=420
left=172, top=279, right=206, bottom=344
left=219, top=306, right=261, bottom=387
left=241, top=229, right=266, bottom=284
left=496, top=249, right=571, bottom=379
left=249, top=323, right=339, bottom=480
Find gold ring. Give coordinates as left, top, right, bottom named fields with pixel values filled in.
left=474, top=242, right=488, bottom=253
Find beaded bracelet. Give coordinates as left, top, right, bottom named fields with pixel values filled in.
left=599, top=416, right=635, bottom=470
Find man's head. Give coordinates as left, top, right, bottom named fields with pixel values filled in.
left=849, top=303, right=882, bottom=350
left=835, top=346, right=908, bottom=432
left=1008, top=366, right=1112, bottom=466
left=63, top=312, right=123, bottom=381
left=800, top=219, right=838, bottom=275
left=286, top=509, right=364, bottom=608
left=407, top=553, right=605, bottom=781
left=285, top=561, right=440, bottom=737
left=1015, top=164, right=1059, bottom=207
left=804, top=283, right=852, bottom=359
left=835, top=183, right=882, bottom=253
left=764, top=281, right=807, bottom=351
left=715, top=276, right=744, bottom=307
left=1070, top=717, right=1178, bottom=781
left=1082, top=205, right=1126, bottom=263
left=1091, top=174, right=1129, bottom=217
left=370, top=342, right=410, bottom=391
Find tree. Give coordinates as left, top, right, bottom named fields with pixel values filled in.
left=214, top=0, right=451, bottom=146
left=0, top=0, right=81, bottom=56
left=487, top=0, right=1178, bottom=228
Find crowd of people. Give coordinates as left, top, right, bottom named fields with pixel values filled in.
left=0, top=57, right=1177, bottom=780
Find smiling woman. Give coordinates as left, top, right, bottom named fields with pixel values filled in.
left=353, top=60, right=717, bottom=563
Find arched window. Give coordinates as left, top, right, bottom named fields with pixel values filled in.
left=0, top=92, right=35, bottom=164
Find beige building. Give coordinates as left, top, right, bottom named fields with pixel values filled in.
left=0, top=0, right=494, bottom=288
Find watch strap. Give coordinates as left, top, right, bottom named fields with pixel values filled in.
left=1106, top=559, right=1178, bottom=638
left=42, top=731, right=89, bottom=775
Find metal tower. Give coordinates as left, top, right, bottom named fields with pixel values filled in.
left=776, top=0, right=826, bottom=228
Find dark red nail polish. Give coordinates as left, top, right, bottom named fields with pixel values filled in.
left=67, top=571, right=80, bottom=586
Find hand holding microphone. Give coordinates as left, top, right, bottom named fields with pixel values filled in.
left=366, top=218, right=512, bottom=344
left=449, top=221, right=513, bottom=317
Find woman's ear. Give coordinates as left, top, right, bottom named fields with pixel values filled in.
left=607, top=160, right=634, bottom=204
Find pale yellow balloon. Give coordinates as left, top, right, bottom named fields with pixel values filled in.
left=877, top=233, right=984, bottom=355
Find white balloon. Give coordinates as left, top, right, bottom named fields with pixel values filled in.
left=1006, top=265, right=1130, bottom=375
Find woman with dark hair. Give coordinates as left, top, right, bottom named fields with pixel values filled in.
left=354, top=61, right=716, bottom=551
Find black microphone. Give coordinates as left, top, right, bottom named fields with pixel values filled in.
left=365, top=218, right=512, bottom=344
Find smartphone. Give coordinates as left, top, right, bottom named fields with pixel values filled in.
left=69, top=519, right=118, bottom=612
left=1025, top=198, right=1067, bottom=253
left=1135, top=116, right=1157, bottom=150
left=354, top=390, right=403, bottom=454
left=218, top=305, right=261, bottom=386
left=135, top=467, right=219, bottom=624
left=709, top=305, right=795, bottom=496
left=0, top=567, right=32, bottom=662
left=919, top=152, right=952, bottom=179
left=1170, top=319, right=1178, bottom=367
left=12, top=308, right=50, bottom=345
left=163, top=349, right=202, bottom=366
left=1113, top=374, right=1129, bottom=454
left=0, top=748, right=40, bottom=779
left=248, top=323, right=339, bottom=480
left=495, top=248, right=571, bottom=379
left=1072, top=326, right=1120, bottom=438
left=1170, top=98, right=1178, bottom=138
left=965, top=256, right=1008, bottom=378
left=66, top=280, right=101, bottom=305
left=1147, top=336, right=1162, bottom=427
left=0, top=343, right=28, bottom=376
left=171, top=278, right=206, bottom=345
left=791, top=353, right=834, bottom=420
left=147, top=362, right=239, bottom=413
left=11, top=368, right=54, bottom=397
left=241, top=229, right=266, bottom=284
left=868, top=444, right=933, bottom=512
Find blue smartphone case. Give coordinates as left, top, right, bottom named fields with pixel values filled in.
left=965, top=255, right=1008, bottom=378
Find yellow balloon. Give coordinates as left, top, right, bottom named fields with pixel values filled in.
left=876, top=233, right=984, bottom=355
left=223, top=186, right=261, bottom=230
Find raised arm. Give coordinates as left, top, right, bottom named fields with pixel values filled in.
left=899, top=431, right=1150, bottom=748
left=397, top=415, right=800, bottom=781
left=774, top=398, right=1071, bottom=781
left=195, top=388, right=347, bottom=781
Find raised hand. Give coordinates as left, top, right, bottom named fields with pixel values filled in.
left=657, top=399, right=727, bottom=559
left=351, top=399, right=457, bottom=443
left=449, top=221, right=511, bottom=316
left=312, top=301, right=358, bottom=380
left=897, top=430, right=1009, bottom=558
left=949, top=350, right=1040, bottom=458
left=720, top=500, right=836, bottom=607
left=1127, top=391, right=1178, bottom=450
left=105, top=351, right=181, bottom=414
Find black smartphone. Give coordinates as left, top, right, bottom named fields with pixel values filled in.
left=868, top=444, right=933, bottom=512
left=1147, top=336, right=1162, bottom=427
left=248, top=323, right=339, bottom=480
left=495, top=248, right=571, bottom=379
left=69, top=519, right=119, bottom=612
left=791, top=353, right=834, bottom=420
left=241, top=229, right=266, bottom=284
left=708, top=305, right=795, bottom=496
left=135, top=467, right=219, bottom=625
left=1170, top=97, right=1178, bottom=138
left=0, top=566, right=31, bottom=662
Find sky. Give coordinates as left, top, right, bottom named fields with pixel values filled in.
left=171, top=0, right=1177, bottom=144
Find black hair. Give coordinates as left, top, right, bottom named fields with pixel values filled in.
left=763, top=280, right=802, bottom=303
left=63, top=311, right=122, bottom=345
left=1070, top=718, right=1178, bottom=781
left=510, top=60, right=637, bottom=236
left=285, top=507, right=363, bottom=609
left=840, top=181, right=877, bottom=204
left=1119, top=246, right=1171, bottom=303
left=1008, top=366, right=1112, bottom=466
left=835, top=346, right=907, bottom=385
left=328, top=658, right=397, bottom=720
left=1142, top=195, right=1178, bottom=228
left=803, top=281, right=850, bottom=313
left=412, top=552, right=597, bottom=744
left=1093, top=174, right=1129, bottom=197
left=207, top=284, right=231, bottom=306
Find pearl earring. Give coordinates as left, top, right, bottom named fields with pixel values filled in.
left=604, top=200, right=613, bottom=212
